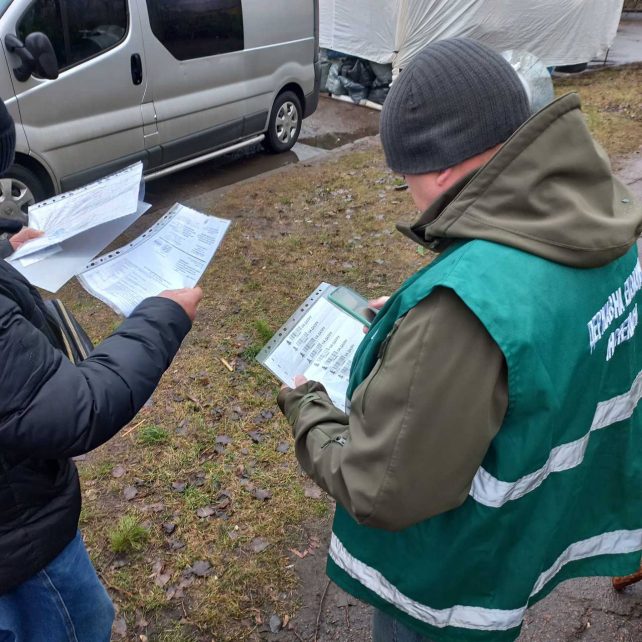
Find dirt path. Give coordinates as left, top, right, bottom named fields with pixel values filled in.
left=617, top=147, right=642, bottom=201
left=264, top=517, right=372, bottom=642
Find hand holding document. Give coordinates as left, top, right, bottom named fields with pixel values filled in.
left=257, top=283, right=373, bottom=410
left=10, top=163, right=144, bottom=261
left=7, top=227, right=43, bottom=252
left=78, top=204, right=230, bottom=317
left=7, top=163, right=147, bottom=292
left=158, top=287, right=204, bottom=321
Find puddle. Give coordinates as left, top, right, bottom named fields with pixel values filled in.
left=299, top=128, right=376, bottom=150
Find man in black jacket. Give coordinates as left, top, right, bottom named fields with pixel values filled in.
left=0, top=101, right=203, bottom=641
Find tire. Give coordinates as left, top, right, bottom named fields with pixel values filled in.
left=0, top=163, right=49, bottom=227
left=263, top=91, right=302, bottom=154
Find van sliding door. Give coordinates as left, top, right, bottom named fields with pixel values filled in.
left=136, top=0, right=251, bottom=168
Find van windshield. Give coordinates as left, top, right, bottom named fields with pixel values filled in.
left=0, top=0, right=12, bottom=15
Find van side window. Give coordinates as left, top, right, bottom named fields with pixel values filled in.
left=146, top=0, right=244, bottom=61
left=17, top=0, right=128, bottom=72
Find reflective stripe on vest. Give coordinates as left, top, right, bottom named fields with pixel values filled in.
left=470, top=369, right=642, bottom=508
left=330, top=528, right=642, bottom=631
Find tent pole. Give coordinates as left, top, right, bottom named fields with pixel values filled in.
left=393, top=0, right=409, bottom=72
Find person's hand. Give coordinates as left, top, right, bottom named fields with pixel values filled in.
left=280, top=374, right=308, bottom=392
left=158, top=287, right=203, bottom=321
left=363, top=296, right=390, bottom=333
left=9, top=227, right=43, bottom=251
left=369, top=296, right=389, bottom=310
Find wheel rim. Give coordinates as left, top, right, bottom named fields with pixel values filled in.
left=0, top=177, right=34, bottom=226
left=275, top=101, right=299, bottom=145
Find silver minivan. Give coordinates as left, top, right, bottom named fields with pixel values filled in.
left=0, top=0, right=320, bottom=223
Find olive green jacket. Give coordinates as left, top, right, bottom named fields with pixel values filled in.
left=278, top=94, right=642, bottom=530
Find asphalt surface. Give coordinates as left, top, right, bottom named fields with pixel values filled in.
left=143, top=95, right=380, bottom=216
left=603, top=12, right=642, bottom=67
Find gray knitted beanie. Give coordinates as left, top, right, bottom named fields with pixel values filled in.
left=380, top=38, right=531, bottom=174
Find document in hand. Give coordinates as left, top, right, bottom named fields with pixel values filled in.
left=78, top=204, right=230, bottom=317
left=10, top=162, right=143, bottom=261
left=7, top=162, right=147, bottom=292
left=257, top=283, right=369, bottom=410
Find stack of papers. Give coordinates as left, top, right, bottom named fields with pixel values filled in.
left=78, top=204, right=230, bottom=317
left=8, top=163, right=147, bottom=292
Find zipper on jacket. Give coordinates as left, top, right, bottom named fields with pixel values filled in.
left=360, top=320, right=402, bottom=413
left=322, top=434, right=347, bottom=448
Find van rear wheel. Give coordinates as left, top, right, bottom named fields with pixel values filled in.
left=264, top=91, right=302, bottom=154
left=0, top=164, right=48, bottom=227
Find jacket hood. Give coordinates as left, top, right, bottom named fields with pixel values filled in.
left=398, top=93, right=642, bottom=268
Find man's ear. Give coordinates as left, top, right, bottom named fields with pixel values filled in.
left=435, top=168, right=454, bottom=187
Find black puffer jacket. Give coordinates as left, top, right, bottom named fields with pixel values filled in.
left=0, top=259, right=191, bottom=593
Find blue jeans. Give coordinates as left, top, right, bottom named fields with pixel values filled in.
left=0, top=531, right=114, bottom=642
left=373, top=609, right=435, bottom=642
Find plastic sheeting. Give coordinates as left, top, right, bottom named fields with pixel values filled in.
left=320, top=0, right=397, bottom=65
left=320, top=0, right=625, bottom=69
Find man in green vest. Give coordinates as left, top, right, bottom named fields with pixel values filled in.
left=278, top=38, right=642, bottom=642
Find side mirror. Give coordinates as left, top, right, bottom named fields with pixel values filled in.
left=4, top=32, right=58, bottom=82
left=25, top=33, right=59, bottom=80
left=4, top=34, right=35, bottom=82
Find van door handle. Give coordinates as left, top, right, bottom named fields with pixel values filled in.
left=131, top=53, right=143, bottom=85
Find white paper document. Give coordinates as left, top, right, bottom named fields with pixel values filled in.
left=18, top=244, right=62, bottom=267
left=257, top=283, right=365, bottom=410
left=78, top=204, right=231, bottom=316
left=10, top=204, right=148, bottom=292
left=9, top=162, right=144, bottom=260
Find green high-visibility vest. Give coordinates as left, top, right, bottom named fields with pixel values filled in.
left=329, top=240, right=642, bottom=642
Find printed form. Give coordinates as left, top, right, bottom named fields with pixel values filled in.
left=10, top=162, right=144, bottom=261
left=259, top=286, right=365, bottom=410
left=78, top=204, right=230, bottom=316
left=7, top=163, right=147, bottom=292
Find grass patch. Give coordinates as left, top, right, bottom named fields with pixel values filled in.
left=554, top=65, right=642, bottom=158
left=109, top=515, right=149, bottom=553
left=241, top=343, right=262, bottom=360
left=155, top=625, right=196, bottom=642
left=254, top=319, right=274, bottom=344
left=182, top=486, right=211, bottom=510
left=136, top=424, right=170, bottom=446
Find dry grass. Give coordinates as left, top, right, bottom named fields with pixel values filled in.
left=65, top=144, right=422, bottom=641
left=554, top=65, right=642, bottom=159
left=59, top=67, right=641, bottom=641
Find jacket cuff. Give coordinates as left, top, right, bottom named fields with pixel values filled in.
left=0, top=239, right=13, bottom=259
left=278, top=380, right=329, bottom=426
left=129, top=296, right=193, bottom=342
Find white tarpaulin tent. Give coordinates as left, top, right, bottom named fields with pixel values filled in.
left=320, top=0, right=625, bottom=70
